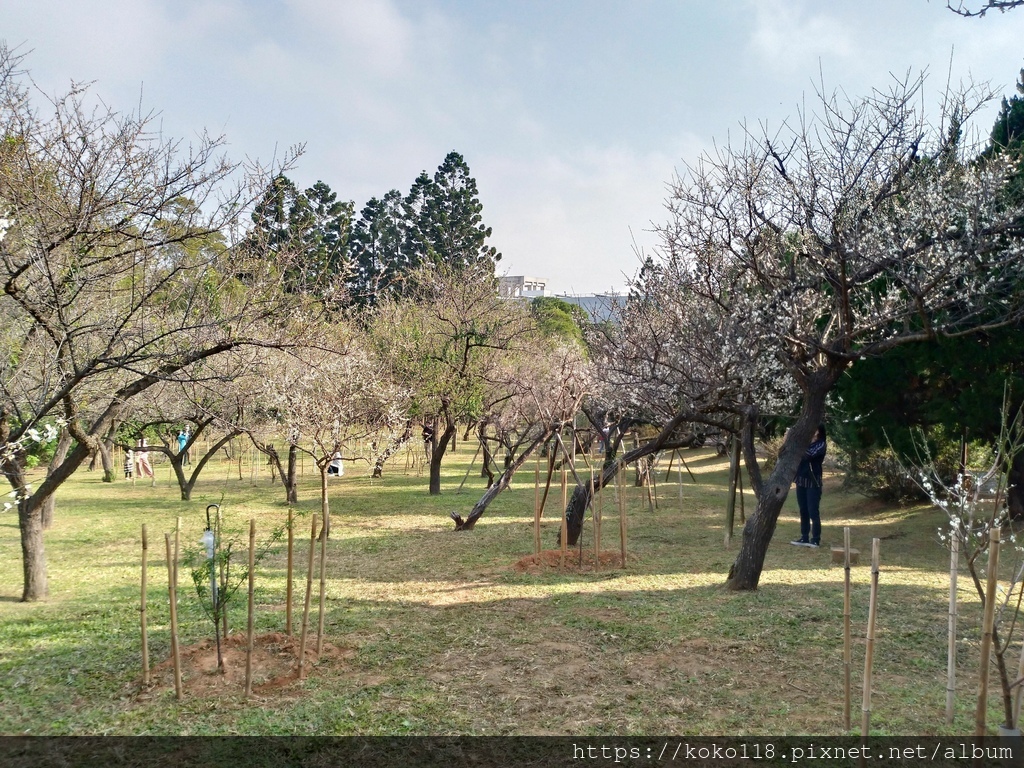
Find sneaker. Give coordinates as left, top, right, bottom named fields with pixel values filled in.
left=808, top=541, right=820, bottom=548
left=790, top=539, right=810, bottom=547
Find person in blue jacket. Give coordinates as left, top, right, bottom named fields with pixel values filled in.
left=790, top=424, right=827, bottom=548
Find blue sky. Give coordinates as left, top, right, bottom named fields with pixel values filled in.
left=2, top=1, right=1024, bottom=293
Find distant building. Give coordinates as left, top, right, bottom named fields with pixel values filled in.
left=498, top=275, right=548, bottom=299
left=553, top=292, right=623, bottom=324
left=498, top=276, right=623, bottom=323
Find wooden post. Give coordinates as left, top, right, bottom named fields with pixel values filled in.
left=678, top=453, right=684, bottom=512
left=317, top=511, right=329, bottom=655
left=591, top=472, right=599, bottom=571
left=843, top=526, right=852, bottom=731
left=173, top=517, right=181, bottom=590
left=533, top=456, right=541, bottom=556
left=619, top=463, right=627, bottom=569
left=245, top=518, right=255, bottom=698
left=648, top=458, right=658, bottom=511
left=560, top=466, right=567, bottom=570
left=725, top=437, right=739, bottom=546
left=861, top=538, right=880, bottom=737
left=298, top=514, right=317, bottom=679
left=286, top=507, right=294, bottom=637
left=140, top=524, right=150, bottom=687
left=947, top=535, right=959, bottom=726
left=164, top=533, right=182, bottom=700
left=976, top=528, right=1001, bottom=738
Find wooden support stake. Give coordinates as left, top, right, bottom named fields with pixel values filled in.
left=560, top=466, right=567, bottom=571
left=725, top=437, right=739, bottom=546
left=619, top=463, right=627, bottom=569
left=591, top=472, right=599, bottom=570
left=861, top=538, right=881, bottom=738
left=678, top=453, right=685, bottom=512
left=140, top=524, right=150, bottom=687
left=286, top=507, right=294, bottom=637
left=173, top=517, right=181, bottom=590
left=648, top=458, right=658, bottom=511
left=533, top=457, right=541, bottom=556
left=316, top=511, right=329, bottom=655
left=976, top=528, right=1001, bottom=738
left=947, top=535, right=959, bottom=726
left=164, top=533, right=182, bottom=700
left=245, top=518, right=256, bottom=698
left=298, top=514, right=317, bottom=679
left=843, top=526, right=852, bottom=731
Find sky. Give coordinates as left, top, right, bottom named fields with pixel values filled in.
left=2, top=0, right=1024, bottom=295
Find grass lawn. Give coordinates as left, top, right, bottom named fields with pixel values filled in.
left=0, top=442, right=1005, bottom=735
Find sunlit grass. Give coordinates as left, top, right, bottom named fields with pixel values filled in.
left=0, top=443, right=1008, bottom=735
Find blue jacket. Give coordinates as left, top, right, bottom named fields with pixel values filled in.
left=795, top=439, right=826, bottom=488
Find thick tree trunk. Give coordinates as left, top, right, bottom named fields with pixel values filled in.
left=98, top=439, right=115, bottom=483
left=20, top=497, right=47, bottom=601
left=429, top=420, right=456, bottom=496
left=726, top=383, right=831, bottom=591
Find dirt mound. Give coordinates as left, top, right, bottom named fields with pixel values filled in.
left=513, top=548, right=627, bottom=573
left=137, top=631, right=355, bottom=700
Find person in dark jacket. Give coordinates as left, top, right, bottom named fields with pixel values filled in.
left=790, top=424, right=827, bottom=548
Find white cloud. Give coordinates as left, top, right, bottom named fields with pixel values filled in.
left=748, top=0, right=856, bottom=74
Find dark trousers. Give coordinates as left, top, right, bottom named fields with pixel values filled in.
left=796, top=485, right=822, bottom=543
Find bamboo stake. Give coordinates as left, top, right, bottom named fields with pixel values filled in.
left=164, top=533, right=182, bottom=700
left=316, top=511, right=329, bottom=655
left=591, top=471, right=599, bottom=571
left=648, top=457, right=658, bottom=511
left=861, top=538, right=881, bottom=737
left=173, top=516, right=182, bottom=590
left=245, top=518, right=255, bottom=698
left=298, top=514, right=317, bottom=679
left=737, top=462, right=745, bottom=523
left=560, top=466, right=567, bottom=571
left=678, top=453, right=684, bottom=513
left=456, top=440, right=484, bottom=494
left=286, top=507, right=294, bottom=637
left=976, top=528, right=1001, bottom=738
left=725, top=437, right=739, bottom=546
left=947, top=535, right=960, bottom=726
left=596, top=463, right=604, bottom=567
left=843, top=526, right=852, bottom=731
left=1015, top=615, right=1024, bottom=729
left=533, top=456, right=541, bottom=556
left=619, top=463, right=627, bottom=569
left=140, top=524, right=150, bottom=687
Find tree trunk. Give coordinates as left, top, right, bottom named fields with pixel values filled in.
left=726, top=384, right=830, bottom=591
left=41, top=430, right=73, bottom=529
left=372, top=421, right=413, bottom=478
left=286, top=444, right=298, bottom=504
left=99, top=437, right=115, bottom=483
left=479, top=422, right=495, bottom=487
left=20, top=496, right=47, bottom=601
left=564, top=412, right=693, bottom=544
left=429, top=420, right=456, bottom=496
left=452, top=429, right=552, bottom=530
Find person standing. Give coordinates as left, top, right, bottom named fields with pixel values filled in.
left=177, top=429, right=191, bottom=465
left=136, top=437, right=154, bottom=479
left=790, top=425, right=827, bottom=548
